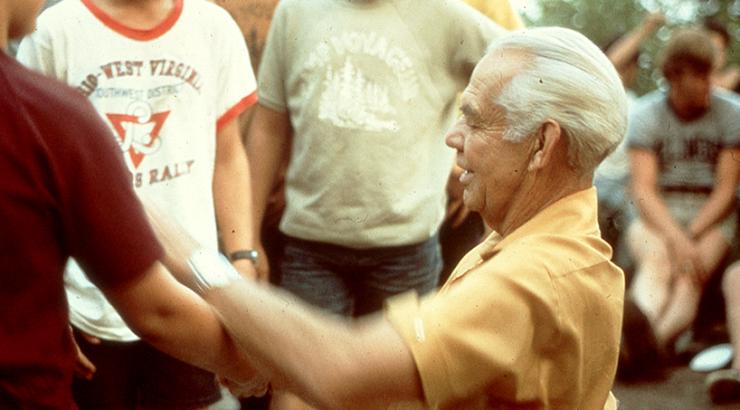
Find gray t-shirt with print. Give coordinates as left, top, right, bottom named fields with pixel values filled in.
left=626, top=90, right=740, bottom=191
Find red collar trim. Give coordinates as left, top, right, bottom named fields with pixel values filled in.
left=81, top=0, right=183, bottom=41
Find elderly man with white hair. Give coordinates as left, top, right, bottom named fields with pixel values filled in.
left=156, top=26, right=628, bottom=409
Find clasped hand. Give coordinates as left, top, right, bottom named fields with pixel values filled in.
left=667, top=231, right=706, bottom=284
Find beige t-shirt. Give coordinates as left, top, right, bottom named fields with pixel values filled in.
left=258, top=0, right=504, bottom=248
left=386, top=188, right=624, bottom=409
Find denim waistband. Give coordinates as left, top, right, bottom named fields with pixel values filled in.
left=283, top=233, right=439, bottom=257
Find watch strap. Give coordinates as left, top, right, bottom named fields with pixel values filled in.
left=229, top=249, right=259, bottom=263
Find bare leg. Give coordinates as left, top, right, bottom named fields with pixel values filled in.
left=705, top=260, right=740, bottom=403
left=722, top=262, right=740, bottom=369
left=653, top=275, right=701, bottom=348
left=653, top=229, right=730, bottom=348
left=626, top=221, right=672, bottom=326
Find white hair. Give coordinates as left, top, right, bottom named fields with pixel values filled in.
left=488, top=27, right=628, bottom=172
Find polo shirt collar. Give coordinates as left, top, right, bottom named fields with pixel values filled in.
left=492, top=187, right=599, bottom=253
left=445, top=187, right=599, bottom=286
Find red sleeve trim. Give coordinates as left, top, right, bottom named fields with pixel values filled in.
left=81, top=0, right=183, bottom=41
left=216, top=91, right=258, bottom=132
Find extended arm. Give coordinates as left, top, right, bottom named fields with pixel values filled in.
left=206, top=279, right=423, bottom=409
left=147, top=209, right=425, bottom=409
left=213, top=117, right=258, bottom=278
left=102, top=262, right=266, bottom=392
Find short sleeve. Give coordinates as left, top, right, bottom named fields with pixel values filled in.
left=447, top=2, right=508, bottom=79
left=214, top=7, right=259, bottom=131
left=256, top=0, right=288, bottom=112
left=385, top=262, right=558, bottom=407
left=45, top=93, right=163, bottom=289
left=625, top=101, right=659, bottom=152
left=16, top=14, right=61, bottom=78
left=719, top=95, right=740, bottom=148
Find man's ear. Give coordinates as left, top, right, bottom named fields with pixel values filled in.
left=528, top=120, right=561, bottom=171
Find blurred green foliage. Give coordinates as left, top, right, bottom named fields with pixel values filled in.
left=521, top=0, right=740, bottom=95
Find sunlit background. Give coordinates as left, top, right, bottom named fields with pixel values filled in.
left=511, top=0, right=739, bottom=94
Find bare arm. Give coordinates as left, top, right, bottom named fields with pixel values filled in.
left=606, top=12, right=664, bottom=72
left=688, top=148, right=740, bottom=238
left=713, top=66, right=740, bottom=91
left=102, top=262, right=266, bottom=390
left=245, top=104, right=292, bottom=280
left=147, top=209, right=424, bottom=409
left=629, top=149, right=683, bottom=237
left=629, top=148, right=703, bottom=274
left=207, top=281, right=423, bottom=409
left=213, top=116, right=257, bottom=279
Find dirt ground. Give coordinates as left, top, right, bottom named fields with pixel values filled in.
left=614, top=365, right=739, bottom=410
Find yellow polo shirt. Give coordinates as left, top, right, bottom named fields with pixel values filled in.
left=386, top=188, right=624, bottom=409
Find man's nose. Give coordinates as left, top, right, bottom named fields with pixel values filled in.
left=445, top=126, right=464, bottom=150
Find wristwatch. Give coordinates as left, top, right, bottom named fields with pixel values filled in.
left=229, top=249, right=259, bottom=264
left=187, top=249, right=241, bottom=293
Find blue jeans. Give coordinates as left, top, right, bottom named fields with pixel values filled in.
left=280, top=234, right=442, bottom=317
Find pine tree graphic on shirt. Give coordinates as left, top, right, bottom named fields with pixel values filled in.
left=318, top=58, right=399, bottom=132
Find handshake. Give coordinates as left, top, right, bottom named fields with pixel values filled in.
left=141, top=201, right=425, bottom=409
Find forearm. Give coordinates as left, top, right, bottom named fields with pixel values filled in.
left=246, top=105, right=291, bottom=237
left=631, top=185, right=686, bottom=238
left=690, top=150, right=740, bottom=238
left=629, top=149, right=686, bottom=238
left=607, top=13, right=663, bottom=70
left=213, top=149, right=255, bottom=253
left=214, top=119, right=255, bottom=255
left=688, top=188, right=736, bottom=239
left=141, top=290, right=258, bottom=382
left=205, top=283, right=347, bottom=404
left=106, top=264, right=261, bottom=383
left=150, top=209, right=345, bottom=403
left=202, top=280, right=422, bottom=409
left=145, top=207, right=318, bottom=390
left=147, top=205, right=423, bottom=408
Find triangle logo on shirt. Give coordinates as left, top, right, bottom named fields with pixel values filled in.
left=106, top=109, right=170, bottom=169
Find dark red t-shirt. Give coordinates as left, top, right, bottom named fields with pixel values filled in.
left=0, top=51, right=163, bottom=409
